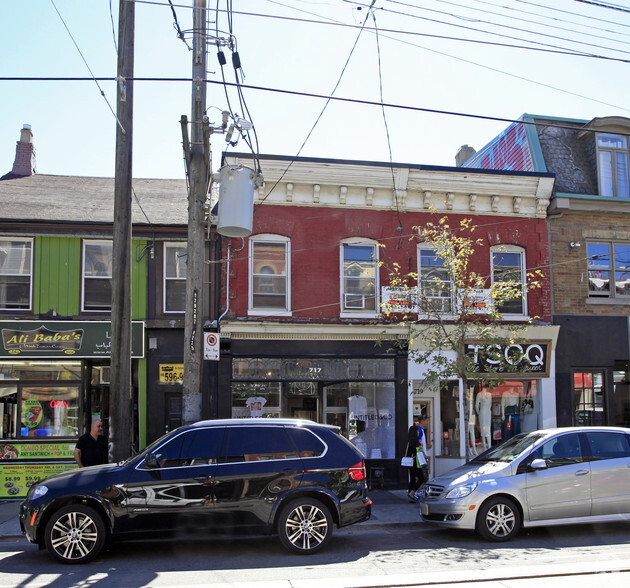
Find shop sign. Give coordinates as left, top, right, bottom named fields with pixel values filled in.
left=465, top=341, right=550, bottom=377
left=0, top=321, right=144, bottom=358
left=381, top=287, right=418, bottom=313
left=0, top=462, right=77, bottom=498
left=0, top=442, right=75, bottom=461
left=159, top=364, right=184, bottom=384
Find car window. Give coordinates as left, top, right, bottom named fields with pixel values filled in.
left=287, top=427, right=326, bottom=458
left=585, top=431, right=630, bottom=460
left=221, top=426, right=298, bottom=463
left=179, top=427, right=224, bottom=465
left=153, top=433, right=185, bottom=468
left=532, top=433, right=583, bottom=468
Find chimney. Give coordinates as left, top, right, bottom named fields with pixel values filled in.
left=455, top=144, right=476, bottom=167
left=10, top=124, right=37, bottom=177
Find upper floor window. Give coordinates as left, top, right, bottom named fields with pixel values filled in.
left=587, top=242, right=630, bottom=298
left=82, top=240, right=112, bottom=312
left=491, top=246, right=526, bottom=316
left=341, top=240, right=378, bottom=316
left=597, top=133, right=629, bottom=198
left=418, top=246, right=453, bottom=314
left=0, top=238, right=32, bottom=310
left=249, top=235, right=290, bottom=315
left=164, top=243, right=187, bottom=313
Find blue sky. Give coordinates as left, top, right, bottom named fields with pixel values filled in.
left=1, top=0, right=629, bottom=179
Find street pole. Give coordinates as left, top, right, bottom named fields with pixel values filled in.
left=110, top=0, right=135, bottom=461
left=182, top=0, right=208, bottom=424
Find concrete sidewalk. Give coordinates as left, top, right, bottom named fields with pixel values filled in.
left=0, top=489, right=417, bottom=541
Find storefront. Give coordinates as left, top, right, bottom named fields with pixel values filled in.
left=409, top=325, right=559, bottom=477
left=0, top=321, right=144, bottom=499
left=217, top=322, right=409, bottom=487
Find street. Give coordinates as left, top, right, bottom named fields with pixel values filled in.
left=1, top=518, right=629, bottom=587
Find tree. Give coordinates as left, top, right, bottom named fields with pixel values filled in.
left=382, top=216, right=544, bottom=458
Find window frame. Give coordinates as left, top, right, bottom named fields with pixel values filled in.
left=0, top=237, right=33, bottom=311
left=163, top=242, right=187, bottom=314
left=81, top=240, right=113, bottom=313
left=340, top=238, right=380, bottom=318
left=490, top=245, right=527, bottom=318
left=248, top=234, right=291, bottom=317
left=417, top=244, right=454, bottom=316
left=587, top=241, right=630, bottom=300
left=597, top=133, right=630, bottom=198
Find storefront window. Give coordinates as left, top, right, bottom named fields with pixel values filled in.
left=232, top=382, right=281, bottom=418
left=0, top=386, right=18, bottom=438
left=0, top=361, right=81, bottom=381
left=20, top=387, right=79, bottom=437
left=439, top=382, right=461, bottom=457
left=573, top=371, right=605, bottom=425
left=613, top=368, right=630, bottom=427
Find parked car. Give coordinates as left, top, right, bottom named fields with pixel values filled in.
left=417, top=426, right=630, bottom=541
left=20, top=419, right=371, bottom=563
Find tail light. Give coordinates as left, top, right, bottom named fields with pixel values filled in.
left=348, top=461, right=366, bottom=481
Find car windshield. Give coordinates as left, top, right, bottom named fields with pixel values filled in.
left=471, top=432, right=546, bottom=463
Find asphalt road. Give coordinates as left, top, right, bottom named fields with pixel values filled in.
left=1, top=518, right=630, bottom=587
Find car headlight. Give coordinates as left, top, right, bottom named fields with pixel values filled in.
left=31, top=485, right=48, bottom=499
left=445, top=483, right=478, bottom=499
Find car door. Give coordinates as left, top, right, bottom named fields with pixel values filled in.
left=212, top=425, right=304, bottom=531
left=584, top=431, right=630, bottom=516
left=525, top=432, right=591, bottom=521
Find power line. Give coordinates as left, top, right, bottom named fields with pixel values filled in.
left=574, top=0, right=630, bottom=13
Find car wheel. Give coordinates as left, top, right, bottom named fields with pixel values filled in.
left=277, top=498, right=333, bottom=554
left=44, top=504, right=106, bottom=564
left=476, top=496, right=521, bottom=542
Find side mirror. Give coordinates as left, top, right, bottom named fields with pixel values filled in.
left=143, top=453, right=159, bottom=469
left=530, top=458, right=547, bottom=471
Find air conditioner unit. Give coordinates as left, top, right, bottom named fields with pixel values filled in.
left=344, top=293, right=366, bottom=309
left=99, top=367, right=111, bottom=385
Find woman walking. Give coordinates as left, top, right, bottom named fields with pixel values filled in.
left=405, top=415, right=429, bottom=503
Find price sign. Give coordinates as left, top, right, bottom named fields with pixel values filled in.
left=159, top=364, right=184, bottom=384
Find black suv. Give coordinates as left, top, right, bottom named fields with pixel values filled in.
left=20, top=419, right=371, bottom=564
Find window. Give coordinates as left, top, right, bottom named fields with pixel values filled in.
left=587, top=242, right=630, bottom=298
left=532, top=433, right=583, bottom=468
left=491, top=246, right=526, bottom=315
left=21, top=386, right=79, bottom=438
left=164, top=243, right=187, bottom=313
left=221, top=426, right=296, bottom=462
left=573, top=370, right=605, bottom=426
left=82, top=241, right=112, bottom=311
left=0, top=238, right=32, bottom=310
left=341, top=240, right=378, bottom=315
left=584, top=431, right=630, bottom=460
left=249, top=235, right=290, bottom=314
left=418, top=246, right=453, bottom=314
left=597, top=133, right=629, bottom=198
left=180, top=427, right=225, bottom=465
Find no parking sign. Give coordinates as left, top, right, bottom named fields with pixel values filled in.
left=203, top=332, right=220, bottom=361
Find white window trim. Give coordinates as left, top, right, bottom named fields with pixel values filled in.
left=81, top=239, right=113, bottom=313
left=490, top=245, right=528, bottom=319
left=340, top=238, right=380, bottom=319
left=0, top=237, right=33, bottom=311
left=248, top=234, right=292, bottom=317
left=163, top=242, right=187, bottom=314
left=596, top=133, right=629, bottom=198
left=587, top=241, right=630, bottom=300
left=416, top=244, right=455, bottom=319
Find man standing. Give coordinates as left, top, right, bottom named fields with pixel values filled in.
left=74, top=419, right=108, bottom=467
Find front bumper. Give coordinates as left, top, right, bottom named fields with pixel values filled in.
left=19, top=502, right=42, bottom=544
left=418, top=499, right=478, bottom=530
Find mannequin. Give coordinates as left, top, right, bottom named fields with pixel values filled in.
left=502, top=389, right=520, bottom=439
left=468, top=414, right=478, bottom=456
left=475, top=390, right=492, bottom=450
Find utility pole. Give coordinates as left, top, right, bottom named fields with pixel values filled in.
left=182, top=0, right=209, bottom=424
left=110, top=0, right=135, bottom=461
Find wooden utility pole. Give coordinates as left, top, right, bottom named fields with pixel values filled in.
left=182, top=0, right=208, bottom=424
left=110, top=0, right=135, bottom=461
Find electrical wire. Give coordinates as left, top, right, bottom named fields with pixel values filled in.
left=109, top=0, right=118, bottom=52
left=49, top=0, right=125, bottom=132
left=574, top=0, right=630, bottom=13
left=168, top=0, right=192, bottom=50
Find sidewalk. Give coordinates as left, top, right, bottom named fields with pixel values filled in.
left=0, top=489, right=415, bottom=541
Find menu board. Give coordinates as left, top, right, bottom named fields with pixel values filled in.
left=0, top=442, right=75, bottom=461
left=1, top=462, right=76, bottom=498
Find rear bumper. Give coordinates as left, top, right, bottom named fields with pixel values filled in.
left=339, top=496, right=371, bottom=527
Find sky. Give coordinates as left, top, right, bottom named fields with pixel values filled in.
left=1, top=0, right=630, bottom=180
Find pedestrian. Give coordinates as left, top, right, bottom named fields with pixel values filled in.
left=405, top=415, right=429, bottom=503
left=74, top=418, right=108, bottom=467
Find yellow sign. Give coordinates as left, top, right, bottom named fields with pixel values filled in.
left=159, top=364, right=183, bottom=384
left=1, top=462, right=76, bottom=498
left=0, top=442, right=75, bottom=461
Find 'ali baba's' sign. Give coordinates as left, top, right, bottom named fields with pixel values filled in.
left=2, top=326, right=83, bottom=354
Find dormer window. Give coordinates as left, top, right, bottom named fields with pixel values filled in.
left=597, top=133, right=629, bottom=198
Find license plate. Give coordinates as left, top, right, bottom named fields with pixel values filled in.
left=420, top=503, right=429, bottom=516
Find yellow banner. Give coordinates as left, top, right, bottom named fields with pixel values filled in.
left=1, top=462, right=76, bottom=498
left=159, top=363, right=183, bottom=384
left=0, top=442, right=75, bottom=461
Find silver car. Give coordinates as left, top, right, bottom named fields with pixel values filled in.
left=418, top=426, right=630, bottom=541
